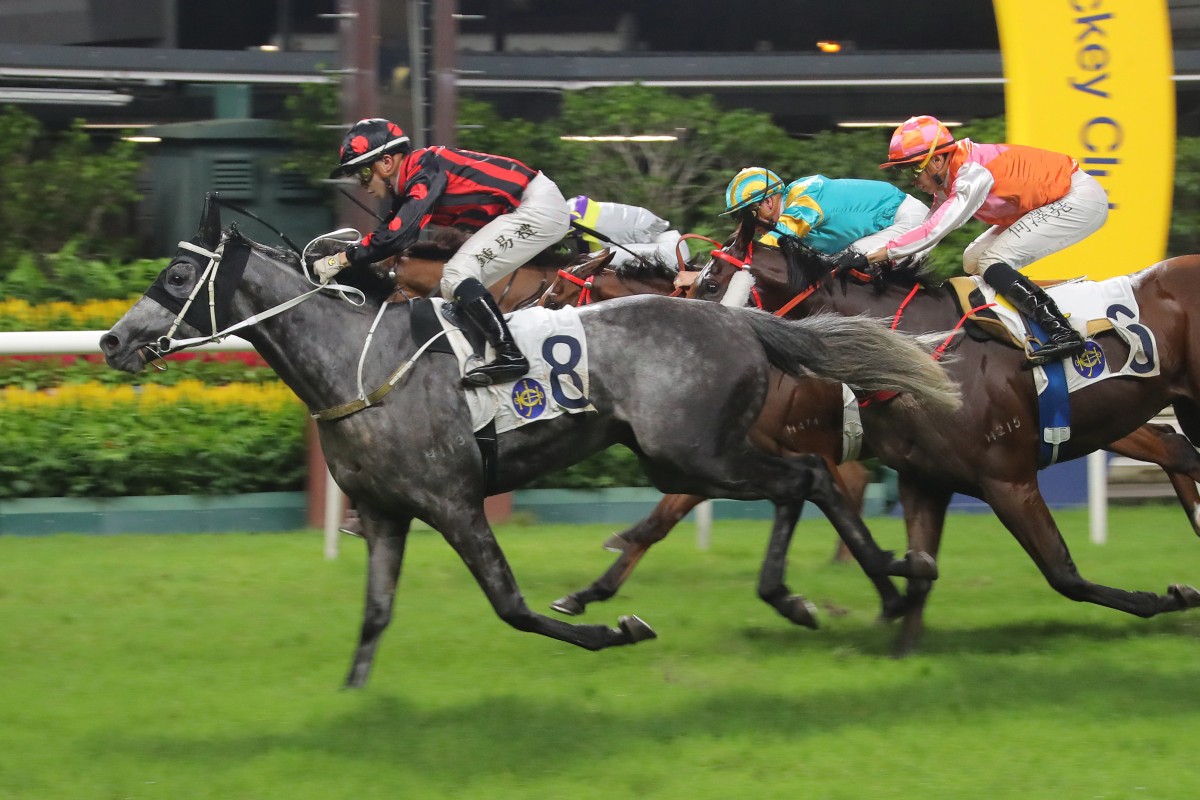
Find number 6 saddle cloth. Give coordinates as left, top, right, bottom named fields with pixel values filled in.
left=948, top=273, right=1161, bottom=392
left=422, top=299, right=596, bottom=433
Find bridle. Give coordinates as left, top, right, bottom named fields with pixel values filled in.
left=145, top=230, right=366, bottom=362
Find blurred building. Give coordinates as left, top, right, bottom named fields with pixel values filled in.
left=3, top=0, right=1200, bottom=135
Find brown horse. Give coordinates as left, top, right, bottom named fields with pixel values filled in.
left=688, top=218, right=1200, bottom=653
left=540, top=253, right=1200, bottom=624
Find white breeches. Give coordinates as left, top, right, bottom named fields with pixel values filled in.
left=962, top=170, right=1109, bottom=277
left=440, top=172, right=570, bottom=298
left=606, top=230, right=688, bottom=269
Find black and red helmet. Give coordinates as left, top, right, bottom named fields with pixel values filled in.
left=329, top=118, right=412, bottom=178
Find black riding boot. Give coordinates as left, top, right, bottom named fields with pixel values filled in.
left=985, top=262, right=1085, bottom=365
left=455, top=278, right=530, bottom=387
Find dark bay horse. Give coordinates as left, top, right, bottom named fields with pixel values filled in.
left=100, top=196, right=959, bottom=687
left=538, top=254, right=1200, bottom=625
left=689, top=218, right=1200, bottom=653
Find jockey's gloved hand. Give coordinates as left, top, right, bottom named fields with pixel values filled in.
left=316, top=254, right=346, bottom=283
left=832, top=248, right=869, bottom=279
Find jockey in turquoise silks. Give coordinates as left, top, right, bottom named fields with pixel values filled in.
left=722, top=167, right=930, bottom=262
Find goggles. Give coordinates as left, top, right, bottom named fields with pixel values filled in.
left=902, top=135, right=946, bottom=178
left=356, top=165, right=375, bottom=187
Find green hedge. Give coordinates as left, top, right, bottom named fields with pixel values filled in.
left=0, top=392, right=308, bottom=499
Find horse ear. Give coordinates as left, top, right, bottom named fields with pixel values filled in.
left=198, top=192, right=222, bottom=249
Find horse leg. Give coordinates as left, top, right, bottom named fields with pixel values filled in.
left=1107, top=423, right=1200, bottom=537
left=703, top=451, right=916, bottom=627
left=550, top=493, right=703, bottom=616
left=830, top=461, right=869, bottom=564
left=792, top=455, right=929, bottom=621
left=344, top=510, right=413, bottom=689
left=984, top=479, right=1200, bottom=617
left=436, top=505, right=657, bottom=650
left=758, top=500, right=819, bottom=627
left=892, top=478, right=952, bottom=657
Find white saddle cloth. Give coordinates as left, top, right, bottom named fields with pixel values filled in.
left=965, top=275, right=1161, bottom=393
left=430, top=300, right=596, bottom=433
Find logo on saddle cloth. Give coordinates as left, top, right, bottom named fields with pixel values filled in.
left=1072, top=340, right=1106, bottom=380
left=511, top=378, right=548, bottom=419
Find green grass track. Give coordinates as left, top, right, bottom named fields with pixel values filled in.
left=1, top=506, right=1197, bottom=799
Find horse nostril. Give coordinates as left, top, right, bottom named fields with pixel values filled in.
left=99, top=333, right=120, bottom=355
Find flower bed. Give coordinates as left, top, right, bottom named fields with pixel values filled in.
left=2, top=299, right=649, bottom=500
left=0, top=381, right=308, bottom=498
left=0, top=351, right=276, bottom=390
left=0, top=297, right=142, bottom=331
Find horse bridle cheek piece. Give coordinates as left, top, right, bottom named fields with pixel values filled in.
left=555, top=268, right=595, bottom=306
left=143, top=239, right=238, bottom=356
left=710, top=243, right=766, bottom=310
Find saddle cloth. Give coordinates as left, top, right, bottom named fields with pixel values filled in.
left=948, top=274, right=1160, bottom=391
left=427, top=299, right=597, bottom=434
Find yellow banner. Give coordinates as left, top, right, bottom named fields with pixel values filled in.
left=994, top=0, right=1175, bottom=279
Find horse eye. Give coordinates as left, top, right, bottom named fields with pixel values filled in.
left=165, top=262, right=190, bottom=287
left=704, top=280, right=718, bottom=294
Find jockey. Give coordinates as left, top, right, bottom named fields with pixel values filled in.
left=720, top=166, right=930, bottom=271
left=869, top=115, right=1109, bottom=365
left=566, top=196, right=689, bottom=268
left=324, top=118, right=570, bottom=387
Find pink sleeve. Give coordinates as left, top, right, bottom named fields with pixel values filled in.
left=886, top=163, right=994, bottom=258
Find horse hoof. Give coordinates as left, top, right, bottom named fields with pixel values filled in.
left=1168, top=583, right=1200, bottom=609
left=550, top=595, right=585, bottom=616
left=603, top=533, right=632, bottom=553
left=618, top=615, right=657, bottom=643
left=878, top=598, right=909, bottom=623
left=889, top=550, right=937, bottom=581
left=779, top=595, right=819, bottom=629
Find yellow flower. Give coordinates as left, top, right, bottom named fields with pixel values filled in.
left=0, top=297, right=141, bottom=330
left=0, top=381, right=301, bottom=413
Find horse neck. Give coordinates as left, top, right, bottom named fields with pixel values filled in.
left=805, top=278, right=955, bottom=331
left=605, top=271, right=675, bottom=300
left=232, top=249, right=412, bottom=411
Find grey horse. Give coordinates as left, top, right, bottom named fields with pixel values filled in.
left=100, top=196, right=960, bottom=688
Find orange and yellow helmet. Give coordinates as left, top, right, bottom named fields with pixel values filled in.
left=879, top=115, right=956, bottom=170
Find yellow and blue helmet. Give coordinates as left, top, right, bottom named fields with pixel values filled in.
left=722, top=167, right=785, bottom=215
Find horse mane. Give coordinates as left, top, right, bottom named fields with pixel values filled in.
left=405, top=228, right=470, bottom=261
left=733, top=214, right=810, bottom=295
left=611, top=254, right=677, bottom=283
left=226, top=225, right=303, bottom=270
left=733, top=215, right=940, bottom=295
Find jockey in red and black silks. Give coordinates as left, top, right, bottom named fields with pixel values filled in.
left=325, top=118, right=570, bottom=387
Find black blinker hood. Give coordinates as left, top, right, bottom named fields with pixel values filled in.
left=143, top=238, right=250, bottom=336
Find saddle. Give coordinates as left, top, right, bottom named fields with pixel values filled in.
left=947, top=276, right=1115, bottom=350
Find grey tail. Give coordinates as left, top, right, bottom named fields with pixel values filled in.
left=737, top=309, right=962, bottom=414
